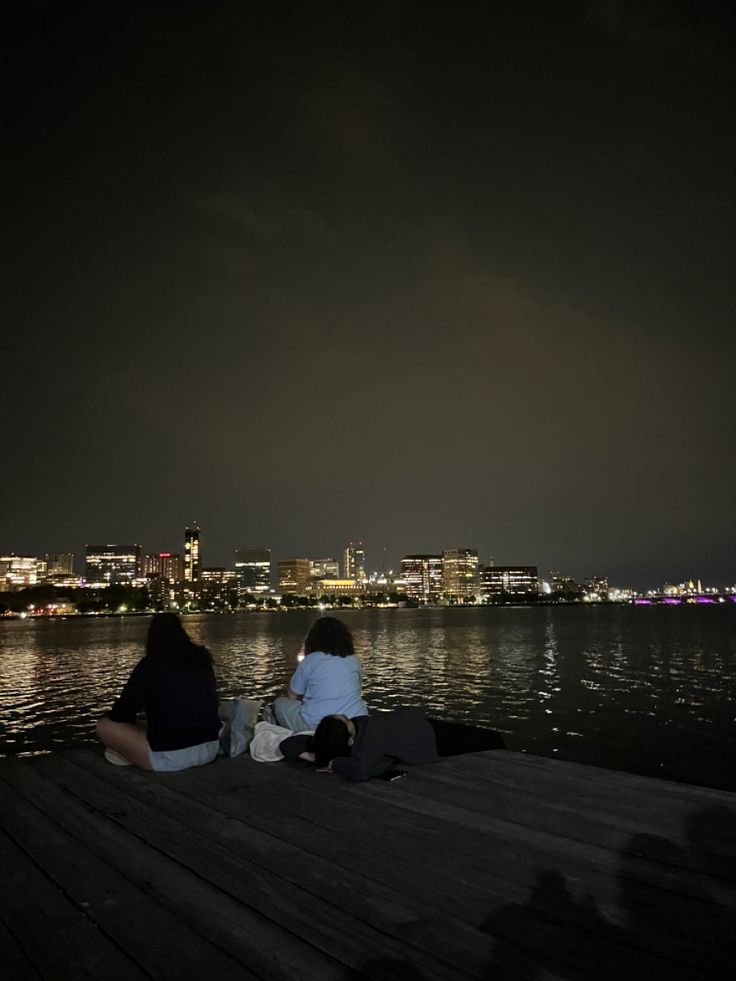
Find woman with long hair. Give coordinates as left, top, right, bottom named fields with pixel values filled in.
left=95, top=612, right=220, bottom=771
left=271, top=615, right=368, bottom=732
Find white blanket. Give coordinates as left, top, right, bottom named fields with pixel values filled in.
left=249, top=721, right=314, bottom=763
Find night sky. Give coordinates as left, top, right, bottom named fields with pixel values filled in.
left=4, top=1, right=735, bottom=589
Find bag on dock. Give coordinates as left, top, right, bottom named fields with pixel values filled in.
left=218, top=697, right=263, bottom=757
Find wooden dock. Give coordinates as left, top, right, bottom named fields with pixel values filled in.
left=1, top=748, right=734, bottom=980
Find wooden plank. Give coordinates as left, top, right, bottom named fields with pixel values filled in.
left=62, top=751, right=719, bottom=979
left=184, top=759, right=736, bottom=974
left=5, top=757, right=345, bottom=981
left=189, top=752, right=732, bottom=912
left=482, top=750, right=736, bottom=803
left=32, top=753, right=478, bottom=981
left=224, top=756, right=736, bottom=958
left=0, top=827, right=146, bottom=981
left=448, top=751, right=736, bottom=829
left=0, top=916, right=43, bottom=981
left=0, top=766, right=251, bottom=981
left=376, top=758, right=707, bottom=854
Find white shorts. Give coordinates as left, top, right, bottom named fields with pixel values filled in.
left=148, top=739, right=220, bottom=772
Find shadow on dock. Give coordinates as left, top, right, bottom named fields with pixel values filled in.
left=1, top=749, right=735, bottom=980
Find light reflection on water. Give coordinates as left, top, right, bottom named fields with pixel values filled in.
left=1, top=605, right=734, bottom=790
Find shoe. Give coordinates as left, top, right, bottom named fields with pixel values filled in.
left=104, top=748, right=132, bottom=766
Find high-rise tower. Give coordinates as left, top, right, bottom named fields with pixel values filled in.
left=343, top=541, right=366, bottom=583
left=184, top=522, right=201, bottom=602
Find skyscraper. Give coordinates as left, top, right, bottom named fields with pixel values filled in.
left=184, top=522, right=201, bottom=602
left=343, top=541, right=366, bottom=583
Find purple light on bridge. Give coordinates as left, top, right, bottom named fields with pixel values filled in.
left=634, top=599, right=652, bottom=605
left=662, top=598, right=681, bottom=605
left=695, top=596, right=716, bottom=604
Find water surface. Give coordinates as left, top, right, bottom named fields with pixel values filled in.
left=1, top=605, right=734, bottom=789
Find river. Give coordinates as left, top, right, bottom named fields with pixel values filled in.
left=1, top=605, right=734, bottom=790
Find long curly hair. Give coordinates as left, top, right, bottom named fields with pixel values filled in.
left=145, top=612, right=213, bottom=672
left=304, top=616, right=355, bottom=658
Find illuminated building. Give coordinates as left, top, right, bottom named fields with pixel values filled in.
left=480, top=565, right=539, bottom=601
left=85, top=545, right=141, bottom=585
left=277, top=558, right=311, bottom=594
left=184, top=522, right=201, bottom=600
left=550, top=572, right=582, bottom=599
left=143, top=552, right=184, bottom=608
left=0, top=555, right=41, bottom=589
left=45, top=553, right=74, bottom=577
left=582, top=576, right=609, bottom=602
left=313, top=578, right=367, bottom=597
left=143, top=553, right=162, bottom=577
left=310, top=557, right=340, bottom=579
left=442, top=548, right=480, bottom=600
left=344, top=542, right=366, bottom=582
left=400, top=554, right=443, bottom=600
left=235, top=546, right=271, bottom=595
left=200, top=568, right=236, bottom=607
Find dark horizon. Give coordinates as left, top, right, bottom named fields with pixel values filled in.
left=4, top=2, right=735, bottom=593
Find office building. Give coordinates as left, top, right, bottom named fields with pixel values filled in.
left=184, top=522, right=201, bottom=600
left=143, top=551, right=184, bottom=582
left=310, top=557, right=340, bottom=579
left=442, top=548, right=480, bottom=600
left=200, top=568, right=236, bottom=607
left=344, top=541, right=366, bottom=582
left=235, top=546, right=272, bottom=595
left=0, top=555, right=41, bottom=589
left=277, top=558, right=311, bottom=594
left=400, top=554, right=443, bottom=600
left=144, top=552, right=184, bottom=608
left=85, top=545, right=141, bottom=585
left=480, top=565, right=539, bottom=601
left=45, top=553, right=74, bottom=577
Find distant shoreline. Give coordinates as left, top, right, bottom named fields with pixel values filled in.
left=3, top=597, right=736, bottom=623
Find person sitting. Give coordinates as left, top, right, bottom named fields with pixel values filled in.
left=95, top=612, right=220, bottom=771
left=280, top=709, right=505, bottom=781
left=271, top=616, right=368, bottom=732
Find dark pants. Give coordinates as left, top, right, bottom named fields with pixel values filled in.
left=428, top=718, right=505, bottom=756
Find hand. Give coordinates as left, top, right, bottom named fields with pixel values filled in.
left=298, top=751, right=316, bottom=763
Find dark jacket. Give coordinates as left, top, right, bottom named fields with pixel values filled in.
left=108, top=656, right=219, bottom=752
left=281, top=708, right=439, bottom=781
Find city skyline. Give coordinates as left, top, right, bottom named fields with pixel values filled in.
left=1, top=523, right=734, bottom=595
left=4, top=3, right=735, bottom=592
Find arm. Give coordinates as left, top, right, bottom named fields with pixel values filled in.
left=279, top=733, right=314, bottom=761
left=286, top=653, right=309, bottom=700
left=106, top=659, right=151, bottom=724
left=331, top=753, right=395, bottom=782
